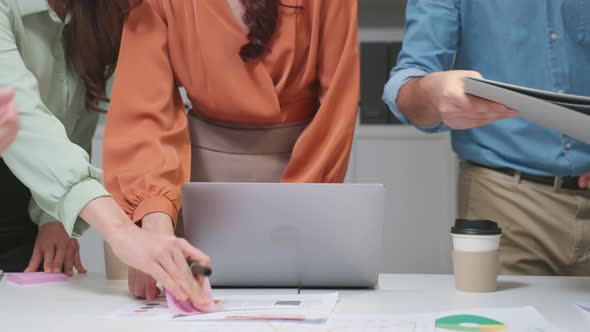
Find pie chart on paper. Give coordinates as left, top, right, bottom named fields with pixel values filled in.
left=436, top=314, right=508, bottom=331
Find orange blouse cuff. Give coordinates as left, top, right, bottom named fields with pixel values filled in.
left=132, top=196, right=179, bottom=226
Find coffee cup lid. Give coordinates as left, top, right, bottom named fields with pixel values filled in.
left=451, top=219, right=502, bottom=235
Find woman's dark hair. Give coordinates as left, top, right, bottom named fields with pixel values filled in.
left=61, top=0, right=297, bottom=107
left=60, top=0, right=141, bottom=111
left=240, top=0, right=302, bottom=62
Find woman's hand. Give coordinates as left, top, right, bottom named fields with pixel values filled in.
left=113, top=218, right=213, bottom=310
left=127, top=213, right=213, bottom=309
left=24, top=221, right=87, bottom=277
left=128, top=213, right=175, bottom=301
left=80, top=197, right=213, bottom=311
left=0, top=88, right=18, bottom=154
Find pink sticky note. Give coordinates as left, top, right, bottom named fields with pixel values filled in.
left=166, top=278, right=216, bottom=315
left=7, top=272, right=68, bottom=285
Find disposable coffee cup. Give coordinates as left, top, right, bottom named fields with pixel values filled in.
left=103, top=241, right=128, bottom=280
left=451, top=219, right=502, bottom=293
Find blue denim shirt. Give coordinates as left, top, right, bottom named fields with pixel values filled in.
left=384, top=0, right=590, bottom=176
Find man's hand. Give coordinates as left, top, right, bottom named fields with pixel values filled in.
left=579, top=173, right=590, bottom=189
left=25, top=221, right=87, bottom=277
left=397, top=70, right=518, bottom=129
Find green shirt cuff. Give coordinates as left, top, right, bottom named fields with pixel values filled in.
left=59, top=179, right=110, bottom=237
left=34, top=210, right=56, bottom=228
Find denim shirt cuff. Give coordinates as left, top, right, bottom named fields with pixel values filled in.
left=383, top=67, right=448, bottom=133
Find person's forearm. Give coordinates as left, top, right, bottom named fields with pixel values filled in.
left=396, top=76, right=442, bottom=127
left=142, top=212, right=174, bottom=233
left=78, top=196, right=134, bottom=243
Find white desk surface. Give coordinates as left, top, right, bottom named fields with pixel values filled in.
left=1, top=273, right=589, bottom=332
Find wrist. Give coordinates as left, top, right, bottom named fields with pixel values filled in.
left=79, top=197, right=135, bottom=243
left=141, top=212, right=174, bottom=234
left=399, top=76, right=442, bottom=127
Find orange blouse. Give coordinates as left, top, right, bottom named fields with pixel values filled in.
left=104, top=0, right=360, bottom=224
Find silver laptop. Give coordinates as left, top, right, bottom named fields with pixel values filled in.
left=181, top=183, right=384, bottom=288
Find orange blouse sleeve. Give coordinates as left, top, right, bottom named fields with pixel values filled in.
left=103, top=1, right=188, bottom=225
left=281, top=0, right=360, bottom=183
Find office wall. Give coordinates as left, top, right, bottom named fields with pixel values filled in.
left=79, top=0, right=457, bottom=275
left=359, top=0, right=406, bottom=27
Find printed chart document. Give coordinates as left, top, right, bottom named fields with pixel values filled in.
left=111, top=300, right=566, bottom=332
left=188, top=307, right=564, bottom=332
left=324, top=307, right=564, bottom=332
left=431, top=306, right=567, bottom=332
left=109, top=293, right=338, bottom=322
left=464, top=77, right=590, bottom=144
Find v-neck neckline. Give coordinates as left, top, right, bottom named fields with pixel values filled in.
left=221, top=0, right=248, bottom=36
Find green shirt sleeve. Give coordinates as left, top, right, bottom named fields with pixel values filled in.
left=0, top=2, right=109, bottom=236
left=28, top=197, right=90, bottom=238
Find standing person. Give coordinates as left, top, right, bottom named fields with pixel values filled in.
left=0, top=88, right=17, bottom=154
left=0, top=0, right=212, bottom=309
left=104, top=0, right=359, bottom=298
left=384, top=0, right=590, bottom=275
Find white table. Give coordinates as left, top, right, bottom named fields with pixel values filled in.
left=1, top=273, right=589, bottom=332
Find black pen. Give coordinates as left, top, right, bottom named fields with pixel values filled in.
left=189, top=261, right=212, bottom=277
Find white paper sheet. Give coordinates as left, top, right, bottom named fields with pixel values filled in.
left=182, top=316, right=434, bottom=332
left=464, top=77, right=590, bottom=145
left=109, top=293, right=338, bottom=322
left=184, top=307, right=564, bottom=332
left=575, top=302, right=590, bottom=321
left=431, top=306, right=567, bottom=332
left=111, top=301, right=566, bottom=332
left=323, top=307, right=564, bottom=332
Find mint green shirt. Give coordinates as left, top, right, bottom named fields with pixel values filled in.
left=0, top=0, right=110, bottom=236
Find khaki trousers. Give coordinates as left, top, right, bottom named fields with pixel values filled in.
left=458, top=162, right=590, bottom=276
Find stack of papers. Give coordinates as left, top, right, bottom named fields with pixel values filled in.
left=464, top=77, right=590, bottom=144
left=109, top=293, right=338, bottom=322
left=110, top=296, right=567, bottom=332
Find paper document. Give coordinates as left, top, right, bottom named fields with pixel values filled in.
left=431, top=306, right=566, bottom=332
left=109, top=293, right=338, bottom=322
left=184, top=307, right=562, bottom=332
left=575, top=302, right=590, bottom=321
left=111, top=301, right=564, bottom=332
left=185, top=318, right=432, bottom=332
left=328, top=307, right=562, bottom=332
left=326, top=315, right=434, bottom=332
left=464, top=77, right=590, bottom=144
